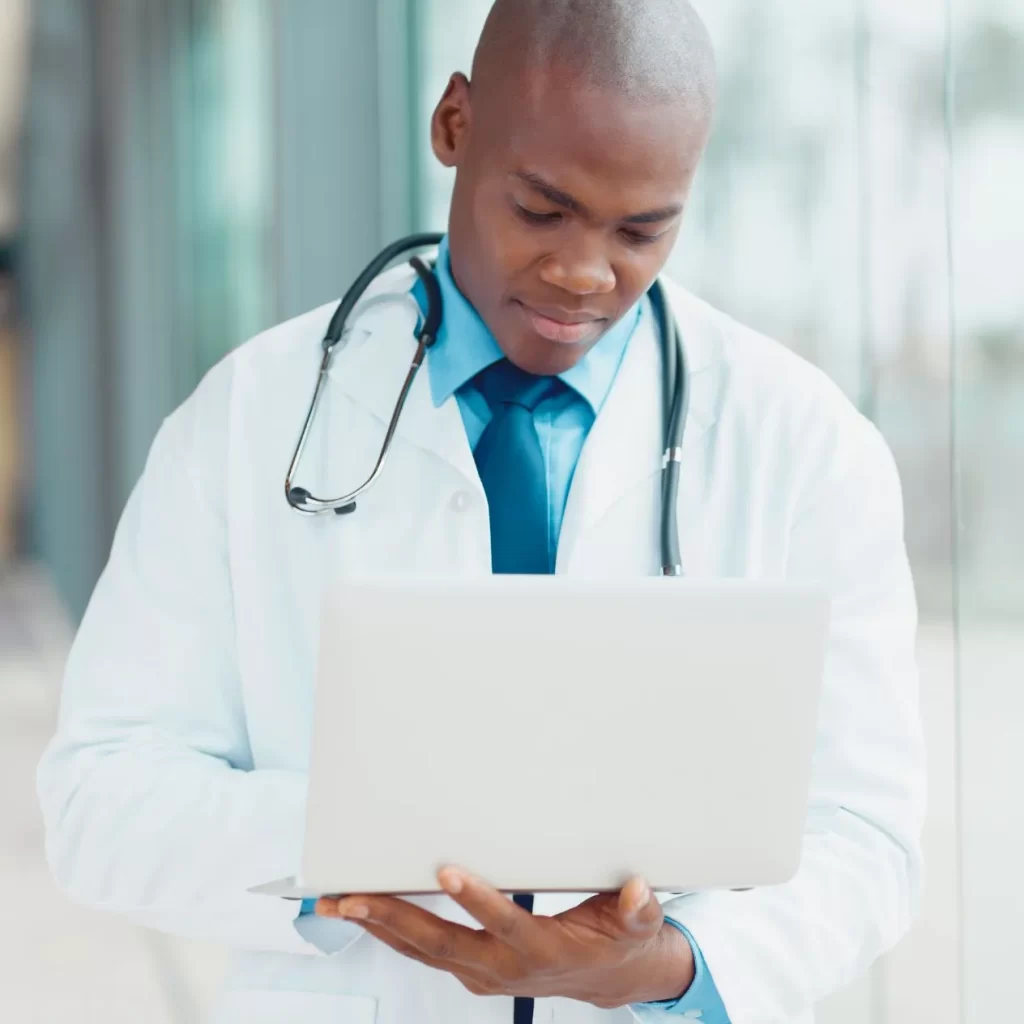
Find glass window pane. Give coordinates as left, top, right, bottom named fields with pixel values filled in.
left=952, top=0, right=1024, bottom=1019
left=416, top=0, right=493, bottom=229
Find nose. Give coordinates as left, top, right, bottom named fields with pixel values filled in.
left=538, top=232, right=616, bottom=296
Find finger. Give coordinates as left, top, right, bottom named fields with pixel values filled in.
left=437, top=867, right=545, bottom=954
left=335, top=895, right=494, bottom=968
left=354, top=920, right=481, bottom=978
left=615, top=878, right=664, bottom=937
left=358, top=922, right=509, bottom=998
left=314, top=897, right=346, bottom=917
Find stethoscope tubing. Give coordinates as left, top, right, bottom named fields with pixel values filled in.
left=285, top=237, right=444, bottom=515
left=285, top=235, right=688, bottom=576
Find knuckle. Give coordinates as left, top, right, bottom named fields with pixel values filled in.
left=403, top=946, right=431, bottom=966
left=429, top=938, right=456, bottom=961
left=460, top=976, right=497, bottom=997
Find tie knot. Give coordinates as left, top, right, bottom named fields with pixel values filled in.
left=474, top=359, right=563, bottom=413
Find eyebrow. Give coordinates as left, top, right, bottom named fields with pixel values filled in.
left=514, top=171, right=683, bottom=226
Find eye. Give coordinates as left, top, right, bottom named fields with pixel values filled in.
left=516, top=204, right=562, bottom=226
left=619, top=228, right=662, bottom=247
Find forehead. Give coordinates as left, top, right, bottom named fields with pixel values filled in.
left=477, top=68, right=705, bottom=214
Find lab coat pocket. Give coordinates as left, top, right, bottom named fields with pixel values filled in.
left=212, top=989, right=377, bottom=1024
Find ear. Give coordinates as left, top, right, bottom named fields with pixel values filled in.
left=430, top=73, right=472, bottom=169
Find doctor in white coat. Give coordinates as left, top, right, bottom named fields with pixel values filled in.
left=37, top=2, right=925, bottom=1022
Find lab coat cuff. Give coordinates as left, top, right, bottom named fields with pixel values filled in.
left=292, top=899, right=364, bottom=957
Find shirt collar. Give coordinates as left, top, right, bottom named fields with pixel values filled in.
left=421, top=236, right=640, bottom=416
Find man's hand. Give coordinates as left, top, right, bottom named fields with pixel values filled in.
left=315, top=870, right=695, bottom=1009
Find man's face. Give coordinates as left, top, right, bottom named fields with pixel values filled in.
left=431, top=66, right=708, bottom=375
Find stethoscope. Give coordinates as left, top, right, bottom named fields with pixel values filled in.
left=284, top=233, right=691, bottom=576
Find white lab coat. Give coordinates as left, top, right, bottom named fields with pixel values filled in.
left=37, top=263, right=926, bottom=1024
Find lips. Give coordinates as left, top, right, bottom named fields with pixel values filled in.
left=515, top=301, right=607, bottom=345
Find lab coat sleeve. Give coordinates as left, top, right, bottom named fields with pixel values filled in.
left=637, top=413, right=926, bottom=1023
left=35, top=359, right=338, bottom=956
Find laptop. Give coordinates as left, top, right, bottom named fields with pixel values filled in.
left=252, top=575, right=829, bottom=900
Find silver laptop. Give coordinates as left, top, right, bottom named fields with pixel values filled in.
left=253, top=575, right=829, bottom=900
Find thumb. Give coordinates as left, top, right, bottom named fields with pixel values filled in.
left=616, top=877, right=663, bottom=938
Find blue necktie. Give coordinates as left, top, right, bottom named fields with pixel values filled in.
left=473, top=360, right=564, bottom=575
left=472, top=359, right=563, bottom=1023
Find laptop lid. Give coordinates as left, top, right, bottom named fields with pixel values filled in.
left=266, top=576, right=829, bottom=898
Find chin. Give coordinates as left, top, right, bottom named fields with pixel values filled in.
left=504, top=335, right=590, bottom=377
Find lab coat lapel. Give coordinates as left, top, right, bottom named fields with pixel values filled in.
left=322, top=269, right=727, bottom=572
left=557, top=280, right=725, bottom=572
left=325, top=279, right=483, bottom=494
left=558, top=301, right=664, bottom=555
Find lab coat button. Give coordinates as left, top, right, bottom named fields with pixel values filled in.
left=450, top=491, right=473, bottom=513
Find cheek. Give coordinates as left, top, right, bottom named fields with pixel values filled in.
left=615, top=252, right=664, bottom=303
left=471, top=194, right=540, bottom=291
left=618, top=229, right=682, bottom=298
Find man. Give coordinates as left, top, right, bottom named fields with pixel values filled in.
left=38, top=2, right=925, bottom=1022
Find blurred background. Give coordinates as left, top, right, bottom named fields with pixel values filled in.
left=0, top=0, right=1020, bottom=1021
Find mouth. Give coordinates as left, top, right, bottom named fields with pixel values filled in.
left=514, top=300, right=607, bottom=345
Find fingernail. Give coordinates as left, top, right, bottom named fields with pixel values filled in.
left=337, top=900, right=369, bottom=920
left=634, top=882, right=651, bottom=913
left=439, top=868, right=464, bottom=894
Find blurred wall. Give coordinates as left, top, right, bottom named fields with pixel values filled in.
left=20, top=0, right=109, bottom=612
left=19, top=0, right=417, bottom=618
left=951, top=1, right=1024, bottom=1020
left=0, top=0, right=29, bottom=561
left=0, top=0, right=29, bottom=239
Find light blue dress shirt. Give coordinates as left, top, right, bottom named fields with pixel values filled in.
left=422, top=235, right=637, bottom=550
left=298, top=237, right=729, bottom=1022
